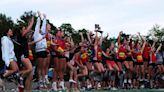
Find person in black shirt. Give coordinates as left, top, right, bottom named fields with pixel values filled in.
left=18, top=16, right=34, bottom=92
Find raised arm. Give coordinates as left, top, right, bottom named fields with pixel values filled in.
left=22, top=16, right=34, bottom=36
left=117, top=31, right=122, bottom=46
left=86, top=32, right=92, bottom=44
left=141, top=41, right=146, bottom=54
left=137, top=32, right=144, bottom=42
left=70, top=36, right=75, bottom=48
left=41, top=13, right=47, bottom=35
left=94, top=31, right=98, bottom=46
left=156, top=43, right=162, bottom=53
left=79, top=32, right=84, bottom=43
left=99, top=32, right=103, bottom=46
left=34, top=12, right=41, bottom=37
left=151, top=41, right=156, bottom=49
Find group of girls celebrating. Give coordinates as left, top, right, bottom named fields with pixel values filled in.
left=0, top=12, right=164, bottom=92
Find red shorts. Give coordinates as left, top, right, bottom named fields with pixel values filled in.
left=106, top=60, right=116, bottom=67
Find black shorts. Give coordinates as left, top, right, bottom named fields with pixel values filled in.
left=58, top=55, right=66, bottom=59
left=148, top=63, right=156, bottom=68
left=83, top=62, right=87, bottom=65
left=51, top=55, right=57, bottom=58
left=93, top=60, right=101, bottom=63
left=126, top=56, right=133, bottom=61
left=36, top=51, right=48, bottom=58
left=65, top=57, right=71, bottom=62
left=143, top=58, right=149, bottom=62
left=135, top=62, right=143, bottom=65
left=117, top=59, right=125, bottom=62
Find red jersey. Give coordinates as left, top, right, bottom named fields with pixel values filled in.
left=126, top=51, right=132, bottom=57
left=28, top=46, right=33, bottom=60
left=150, top=52, right=156, bottom=64
left=97, top=47, right=102, bottom=61
left=143, top=46, right=150, bottom=59
left=136, top=52, right=143, bottom=62
left=56, top=38, right=65, bottom=53
left=118, top=45, right=126, bottom=59
left=45, top=33, right=51, bottom=50
left=79, top=51, right=88, bottom=64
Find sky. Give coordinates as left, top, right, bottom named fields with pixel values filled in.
left=0, top=0, right=164, bottom=37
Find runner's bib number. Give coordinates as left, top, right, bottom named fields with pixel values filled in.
left=119, top=52, right=125, bottom=58
left=137, top=55, right=143, bottom=62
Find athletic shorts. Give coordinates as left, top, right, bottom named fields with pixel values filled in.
left=106, top=60, right=116, bottom=67
left=117, top=59, right=125, bottom=62
left=148, top=63, right=156, bottom=68
left=36, top=51, right=48, bottom=58
left=126, top=56, right=133, bottom=61
left=65, top=57, right=70, bottom=62
left=135, top=62, right=143, bottom=65
left=51, top=55, right=66, bottom=59
left=83, top=62, right=87, bottom=65
left=156, top=61, right=163, bottom=65
left=93, top=60, right=101, bottom=63
left=143, top=58, right=149, bottom=62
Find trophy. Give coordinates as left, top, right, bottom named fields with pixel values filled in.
left=94, top=24, right=103, bottom=33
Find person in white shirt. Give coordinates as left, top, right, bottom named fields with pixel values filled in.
left=1, top=28, right=19, bottom=78
left=33, top=11, right=48, bottom=88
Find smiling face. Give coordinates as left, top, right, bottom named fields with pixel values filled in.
left=46, top=24, right=51, bottom=32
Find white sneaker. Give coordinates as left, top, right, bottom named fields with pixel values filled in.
left=59, top=81, right=65, bottom=90
left=45, top=75, right=50, bottom=84
left=43, top=81, right=47, bottom=88
left=52, top=82, right=57, bottom=91
left=128, top=79, right=132, bottom=84
left=45, top=78, right=50, bottom=84
left=69, top=79, right=76, bottom=83
left=108, top=85, right=111, bottom=89
left=87, top=84, right=92, bottom=89
left=97, top=82, right=101, bottom=88
left=124, top=79, right=127, bottom=83
left=140, top=85, right=145, bottom=89
left=39, top=81, right=43, bottom=88
left=111, top=87, right=117, bottom=90
left=18, top=77, right=24, bottom=88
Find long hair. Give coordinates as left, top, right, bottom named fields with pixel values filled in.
left=0, top=28, right=11, bottom=72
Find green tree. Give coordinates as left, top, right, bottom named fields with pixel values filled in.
left=0, top=13, right=14, bottom=37
left=16, top=11, right=57, bottom=35
left=60, top=23, right=75, bottom=36
left=148, top=24, right=164, bottom=41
